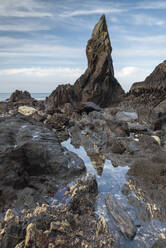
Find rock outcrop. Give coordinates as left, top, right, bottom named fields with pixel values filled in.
left=9, top=90, right=33, bottom=102
left=47, top=15, right=124, bottom=111
left=127, top=60, right=166, bottom=107
left=0, top=174, right=114, bottom=248
left=0, top=115, right=85, bottom=210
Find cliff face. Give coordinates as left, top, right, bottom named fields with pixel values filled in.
left=47, top=15, right=124, bottom=110
left=129, top=61, right=166, bottom=107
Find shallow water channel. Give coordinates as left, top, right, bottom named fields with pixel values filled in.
left=62, top=138, right=166, bottom=248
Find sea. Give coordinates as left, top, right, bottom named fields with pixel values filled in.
left=0, top=93, right=50, bottom=102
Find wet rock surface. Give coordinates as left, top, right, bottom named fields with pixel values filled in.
left=1, top=14, right=166, bottom=248
left=0, top=174, right=114, bottom=248
left=0, top=115, right=85, bottom=211
left=126, top=155, right=166, bottom=222
left=106, top=194, right=136, bottom=240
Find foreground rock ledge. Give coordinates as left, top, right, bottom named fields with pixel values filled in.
left=47, top=14, right=124, bottom=111
left=0, top=115, right=85, bottom=210
left=0, top=174, right=114, bottom=248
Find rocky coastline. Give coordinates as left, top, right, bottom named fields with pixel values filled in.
left=0, top=14, right=166, bottom=248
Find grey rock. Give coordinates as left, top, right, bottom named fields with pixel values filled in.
left=111, top=140, right=126, bottom=154
left=0, top=115, right=85, bottom=210
left=0, top=102, right=8, bottom=114
left=105, top=194, right=136, bottom=240
left=9, top=90, right=32, bottom=102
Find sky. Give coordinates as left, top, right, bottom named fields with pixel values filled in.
left=0, top=0, right=166, bottom=93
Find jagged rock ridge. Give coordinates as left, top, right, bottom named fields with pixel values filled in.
left=128, top=60, right=166, bottom=107
left=47, top=15, right=124, bottom=110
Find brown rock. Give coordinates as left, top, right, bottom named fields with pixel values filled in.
left=46, top=15, right=124, bottom=111
left=128, top=60, right=166, bottom=107
left=74, top=14, right=124, bottom=107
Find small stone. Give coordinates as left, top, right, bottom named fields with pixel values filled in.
left=18, top=106, right=37, bottom=116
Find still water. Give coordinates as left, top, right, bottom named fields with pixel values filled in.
left=62, top=138, right=166, bottom=248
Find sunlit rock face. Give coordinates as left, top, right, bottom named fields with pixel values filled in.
left=46, top=15, right=124, bottom=111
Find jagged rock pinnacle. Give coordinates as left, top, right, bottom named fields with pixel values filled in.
left=86, top=14, right=112, bottom=71
left=74, top=14, right=124, bottom=106
left=47, top=15, right=124, bottom=110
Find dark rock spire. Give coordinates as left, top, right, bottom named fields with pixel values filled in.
left=47, top=14, right=124, bottom=110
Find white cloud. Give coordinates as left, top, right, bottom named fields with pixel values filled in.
left=0, top=67, right=84, bottom=93
left=0, top=0, right=52, bottom=18
left=115, top=49, right=166, bottom=58
left=0, top=67, right=84, bottom=78
left=136, top=1, right=166, bottom=9
left=60, top=8, right=124, bottom=17
left=132, top=14, right=165, bottom=26
left=125, top=35, right=166, bottom=43
left=0, top=24, right=50, bottom=32
left=0, top=42, right=84, bottom=59
left=0, top=66, right=151, bottom=93
left=115, top=66, right=151, bottom=92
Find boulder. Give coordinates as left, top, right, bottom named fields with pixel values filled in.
left=76, top=102, right=102, bottom=114
left=115, top=111, right=138, bottom=122
left=46, top=15, right=124, bottom=111
left=151, top=99, right=166, bottom=130
left=110, top=140, right=126, bottom=154
left=105, top=194, right=136, bottom=240
left=0, top=115, right=85, bottom=210
left=0, top=102, right=8, bottom=114
left=18, top=106, right=37, bottom=116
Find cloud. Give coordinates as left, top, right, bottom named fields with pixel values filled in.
left=125, top=35, right=166, bottom=43
left=0, top=67, right=84, bottom=93
left=0, top=44, right=84, bottom=59
left=115, top=66, right=151, bottom=91
left=0, top=0, right=52, bottom=18
left=115, top=49, right=166, bottom=58
left=0, top=23, right=50, bottom=32
left=132, top=14, right=165, bottom=26
left=0, top=67, right=84, bottom=78
left=136, top=1, right=166, bottom=9
left=60, top=8, right=124, bottom=17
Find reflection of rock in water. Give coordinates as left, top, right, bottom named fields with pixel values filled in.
left=88, top=153, right=105, bottom=176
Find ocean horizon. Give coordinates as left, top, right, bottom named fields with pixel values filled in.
left=0, top=93, right=50, bottom=102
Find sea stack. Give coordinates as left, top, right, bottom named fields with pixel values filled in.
left=47, top=14, right=124, bottom=110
